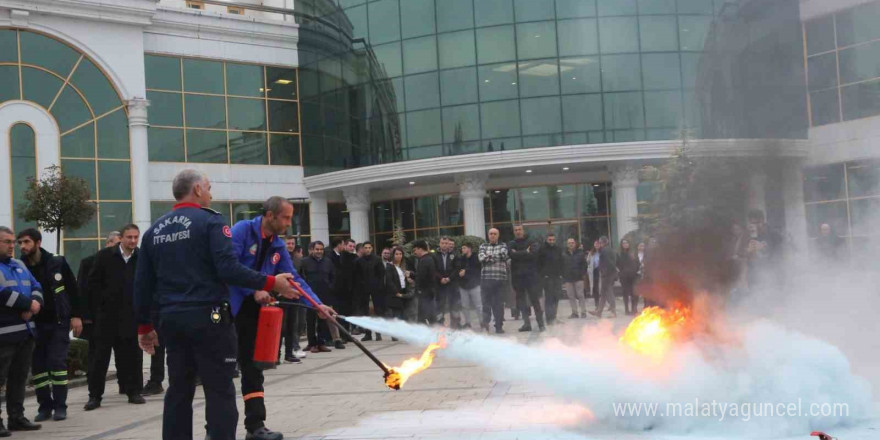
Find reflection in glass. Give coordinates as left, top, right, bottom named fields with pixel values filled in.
left=599, top=17, right=639, bottom=54
left=269, top=134, right=300, bottom=165
left=145, top=55, right=181, bottom=91
left=440, top=67, right=478, bottom=106
left=147, top=91, right=183, bottom=126
left=642, top=53, right=682, bottom=90
left=226, top=63, right=264, bottom=97
left=560, top=57, right=601, bottom=94
left=62, top=123, right=95, bottom=158
left=562, top=94, right=603, bottom=132
left=229, top=131, right=268, bottom=164
left=183, top=59, right=224, bottom=94
left=228, top=98, right=267, bottom=131
left=405, top=72, right=440, bottom=111
left=436, top=0, right=474, bottom=33
left=477, top=26, right=517, bottom=64
left=403, top=36, right=438, bottom=75
left=148, top=127, right=185, bottom=162
left=521, top=96, right=561, bottom=135
left=186, top=129, right=228, bottom=163
left=556, top=0, right=597, bottom=18
left=442, top=104, right=480, bottom=144
left=401, top=0, right=435, bottom=38
left=601, top=54, right=641, bottom=92
left=475, top=0, right=514, bottom=27
left=604, top=92, right=644, bottom=129
left=439, top=30, right=476, bottom=69
left=558, top=19, right=598, bottom=57
left=267, top=67, right=298, bottom=100
left=481, top=100, right=521, bottom=138
left=98, top=161, right=132, bottom=200
left=268, top=100, right=299, bottom=132
left=185, top=94, right=226, bottom=129
left=405, top=109, right=442, bottom=146
left=438, top=194, right=463, bottom=226
left=518, top=59, right=560, bottom=98
left=478, top=63, right=519, bottom=101
left=415, top=196, right=438, bottom=228
left=96, top=109, right=130, bottom=159
left=516, top=21, right=558, bottom=60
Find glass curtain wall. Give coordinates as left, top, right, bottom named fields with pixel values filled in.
left=371, top=194, right=464, bottom=249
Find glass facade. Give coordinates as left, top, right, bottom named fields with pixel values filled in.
left=144, top=54, right=302, bottom=165
left=0, top=29, right=131, bottom=272
left=805, top=0, right=880, bottom=126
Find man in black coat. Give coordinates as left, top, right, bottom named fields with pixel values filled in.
left=328, top=238, right=356, bottom=337
left=432, top=237, right=459, bottom=327
left=536, top=233, right=563, bottom=324
left=508, top=225, right=544, bottom=332
left=412, top=241, right=437, bottom=325
left=353, top=242, right=386, bottom=341
left=85, top=224, right=146, bottom=410
left=300, top=241, right=336, bottom=353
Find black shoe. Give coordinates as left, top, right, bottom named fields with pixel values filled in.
left=34, top=411, right=52, bottom=422
left=0, top=421, right=8, bottom=437
left=83, top=398, right=101, bottom=411
left=495, top=328, right=504, bottom=334
left=245, top=426, right=284, bottom=440
left=142, top=380, right=164, bottom=396
left=517, top=325, right=532, bottom=332
left=283, top=355, right=301, bottom=364
left=128, top=393, right=146, bottom=404
left=52, top=408, right=67, bottom=421
left=7, top=416, right=40, bottom=431
left=334, top=340, right=345, bottom=349
left=361, top=334, right=373, bottom=342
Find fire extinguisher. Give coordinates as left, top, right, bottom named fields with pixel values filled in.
left=253, top=304, right=284, bottom=370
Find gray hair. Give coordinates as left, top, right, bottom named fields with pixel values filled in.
left=172, top=169, right=207, bottom=201
left=0, top=226, right=13, bottom=237
left=262, top=196, right=292, bottom=216
left=105, top=231, right=121, bottom=245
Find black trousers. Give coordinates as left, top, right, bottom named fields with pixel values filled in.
left=435, top=284, right=461, bottom=326
left=150, top=340, right=166, bottom=384
left=592, top=268, right=600, bottom=307
left=542, top=276, right=562, bottom=322
left=235, top=300, right=270, bottom=433
left=87, top=331, right=143, bottom=399
left=280, top=305, right=303, bottom=356
left=32, top=322, right=70, bottom=412
left=0, top=338, right=35, bottom=420
left=513, top=278, right=544, bottom=328
left=417, top=290, right=436, bottom=325
left=480, top=279, right=505, bottom=330
left=161, top=308, right=238, bottom=440
left=306, top=309, right=330, bottom=347
left=621, top=277, right=637, bottom=314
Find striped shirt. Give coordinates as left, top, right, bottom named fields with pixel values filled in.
left=478, top=242, right=509, bottom=280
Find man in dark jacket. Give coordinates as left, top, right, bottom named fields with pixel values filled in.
left=300, top=241, right=336, bottom=353
left=412, top=241, right=437, bottom=325
left=561, top=238, right=588, bottom=318
left=454, top=243, right=481, bottom=329
left=353, top=242, right=386, bottom=341
left=432, top=237, right=459, bottom=327
left=508, top=225, right=544, bottom=332
left=17, top=228, right=82, bottom=422
left=84, top=224, right=145, bottom=411
left=590, top=236, right=618, bottom=318
left=328, top=238, right=355, bottom=342
left=536, top=233, right=563, bottom=324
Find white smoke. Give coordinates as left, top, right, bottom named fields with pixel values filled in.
left=346, top=314, right=874, bottom=438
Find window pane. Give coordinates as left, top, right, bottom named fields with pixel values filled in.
left=847, top=159, right=880, bottom=197
left=805, top=201, right=849, bottom=238
left=185, top=94, right=226, bottom=129
left=851, top=197, right=880, bottom=236
left=560, top=57, right=601, bottom=93
left=70, top=59, right=122, bottom=115
left=521, top=96, right=561, bottom=135
left=21, top=67, right=63, bottom=109
left=640, top=16, right=678, bottom=52
left=836, top=1, right=880, bottom=47
left=601, top=54, right=642, bottom=91
left=0, top=66, right=18, bottom=103
left=562, top=94, right=603, bottom=132
left=186, top=129, right=227, bottom=163
left=807, top=52, right=838, bottom=91
left=556, top=0, right=596, bottom=18
left=63, top=240, right=99, bottom=275
left=406, top=109, right=442, bottom=146
left=481, top=99, right=521, bottom=138
left=680, top=52, right=701, bottom=89
left=642, top=53, right=681, bottom=90
left=549, top=185, right=577, bottom=218
left=373, top=42, right=403, bottom=78
left=268, top=100, right=299, bottom=132
left=841, top=79, right=880, bottom=121
left=228, top=131, right=267, bottom=164
left=604, top=91, right=644, bottom=129
left=51, top=86, right=91, bottom=133
left=517, top=187, right=549, bottom=221
left=97, top=108, right=130, bottom=159
left=645, top=90, right=683, bottom=127
left=228, top=98, right=267, bottom=131
left=98, top=161, right=131, bottom=200
left=838, top=41, right=880, bottom=85
left=368, top=0, right=401, bottom=44
left=518, top=59, right=560, bottom=97
left=611, top=129, right=645, bottom=141
left=477, top=26, right=516, bottom=64
left=440, top=67, right=478, bottom=106
left=442, top=104, right=480, bottom=143
left=328, top=203, right=350, bottom=235
left=62, top=123, right=95, bottom=158
left=147, top=91, right=183, bottom=126
left=439, top=30, right=477, bottom=69
left=478, top=63, right=519, bottom=100
left=516, top=21, right=557, bottom=59
left=596, top=0, right=636, bottom=16
left=580, top=217, right=609, bottom=244
left=266, top=67, right=297, bottom=100
left=145, top=55, right=181, bottom=91
left=437, top=0, right=474, bottom=32
left=20, top=31, right=80, bottom=77
left=270, top=134, right=300, bottom=165
left=0, top=30, right=17, bottom=63
left=415, top=195, right=438, bottom=228
left=515, top=0, right=555, bottom=21
left=372, top=202, right=393, bottom=233
left=637, top=0, right=674, bottom=14
left=100, top=202, right=132, bottom=235
left=401, top=0, right=435, bottom=38
left=347, top=4, right=368, bottom=39
left=11, top=124, right=36, bottom=231
left=183, top=59, right=224, bottom=94
left=148, top=127, right=185, bottom=162
left=475, top=0, right=514, bottom=26
left=227, top=63, right=264, bottom=97
left=438, top=194, right=463, bottom=226
left=61, top=159, right=96, bottom=199
left=810, top=89, right=841, bottom=126
left=679, top=16, right=711, bottom=51
left=805, top=15, right=835, bottom=56
left=403, top=36, right=438, bottom=75
left=803, top=164, right=845, bottom=202
left=599, top=17, right=638, bottom=54
left=558, top=18, right=599, bottom=57
left=405, top=72, right=440, bottom=111
left=676, top=0, right=713, bottom=14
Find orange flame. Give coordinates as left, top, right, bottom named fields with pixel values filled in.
left=619, top=304, right=692, bottom=359
left=384, top=338, right=446, bottom=390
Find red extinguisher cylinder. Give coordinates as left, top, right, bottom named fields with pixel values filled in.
left=253, top=305, right=284, bottom=370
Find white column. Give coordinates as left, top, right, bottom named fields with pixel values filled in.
left=309, top=191, right=330, bottom=245
left=456, top=173, right=488, bottom=238
left=747, top=170, right=767, bottom=215
left=343, top=186, right=370, bottom=243
left=127, top=98, right=152, bottom=233
left=782, top=159, right=808, bottom=253
left=611, top=164, right=640, bottom=239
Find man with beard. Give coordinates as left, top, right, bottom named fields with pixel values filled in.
left=508, top=225, right=544, bottom=332
left=353, top=242, right=386, bottom=341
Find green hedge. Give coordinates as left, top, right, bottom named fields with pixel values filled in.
left=67, top=338, right=89, bottom=376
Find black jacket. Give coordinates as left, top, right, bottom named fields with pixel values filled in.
left=617, top=250, right=640, bottom=282
left=329, top=250, right=356, bottom=305
left=536, top=242, right=563, bottom=278
left=414, top=253, right=436, bottom=297
left=561, top=248, right=587, bottom=282
left=598, top=247, right=618, bottom=279
left=385, top=262, right=413, bottom=310
left=432, top=251, right=456, bottom=288
left=508, top=237, right=539, bottom=280
left=454, top=253, right=481, bottom=290
left=300, top=255, right=335, bottom=303
left=24, top=248, right=80, bottom=325
left=88, top=245, right=138, bottom=339
left=354, top=254, right=386, bottom=294
left=77, top=253, right=97, bottom=323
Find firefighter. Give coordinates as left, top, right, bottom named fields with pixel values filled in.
left=229, top=196, right=332, bottom=440
left=133, top=169, right=299, bottom=440
left=16, top=228, right=81, bottom=423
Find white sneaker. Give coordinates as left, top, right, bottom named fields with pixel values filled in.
left=294, top=350, right=307, bottom=358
